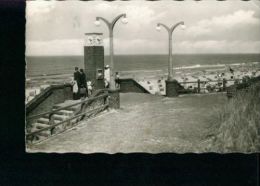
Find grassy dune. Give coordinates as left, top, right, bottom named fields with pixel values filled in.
left=205, top=83, right=260, bottom=153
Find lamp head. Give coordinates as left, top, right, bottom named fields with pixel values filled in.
left=180, top=22, right=186, bottom=30
left=121, top=15, right=128, bottom=24
left=156, top=24, right=161, bottom=31
left=94, top=19, right=100, bottom=27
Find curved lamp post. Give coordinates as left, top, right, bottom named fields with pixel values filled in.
left=95, top=14, right=127, bottom=90
left=156, top=21, right=185, bottom=80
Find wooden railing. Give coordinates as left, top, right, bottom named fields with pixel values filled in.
left=178, top=75, right=260, bottom=96
left=26, top=89, right=109, bottom=144
left=178, top=78, right=241, bottom=94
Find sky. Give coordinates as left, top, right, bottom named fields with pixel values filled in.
left=26, top=0, right=260, bottom=56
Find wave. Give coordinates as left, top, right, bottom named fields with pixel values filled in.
left=119, top=69, right=163, bottom=73
left=108, top=61, right=260, bottom=75
left=174, top=61, right=260, bottom=70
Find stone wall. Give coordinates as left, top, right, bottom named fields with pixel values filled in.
left=118, top=79, right=149, bottom=94
left=26, top=84, right=73, bottom=117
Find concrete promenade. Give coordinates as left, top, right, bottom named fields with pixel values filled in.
left=28, top=92, right=227, bottom=153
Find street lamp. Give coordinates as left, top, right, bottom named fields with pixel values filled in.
left=95, top=14, right=127, bottom=90
left=156, top=21, right=185, bottom=80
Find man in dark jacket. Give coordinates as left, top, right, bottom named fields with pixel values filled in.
left=74, top=67, right=80, bottom=82
left=79, top=69, right=87, bottom=98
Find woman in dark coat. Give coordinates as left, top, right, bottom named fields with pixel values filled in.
left=79, top=69, right=87, bottom=98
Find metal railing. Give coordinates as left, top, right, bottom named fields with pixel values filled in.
left=26, top=89, right=109, bottom=144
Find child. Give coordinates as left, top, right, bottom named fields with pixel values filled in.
left=71, top=80, right=78, bottom=100
left=87, top=80, right=93, bottom=96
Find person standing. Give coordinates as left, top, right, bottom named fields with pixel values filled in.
left=73, top=67, right=81, bottom=99
left=104, top=65, right=110, bottom=82
left=229, top=66, right=234, bottom=74
left=72, top=79, right=78, bottom=100
left=104, top=78, right=110, bottom=88
left=104, top=65, right=111, bottom=89
left=115, top=72, right=120, bottom=88
left=79, top=69, right=87, bottom=98
left=87, top=80, right=93, bottom=96
left=74, top=67, right=80, bottom=83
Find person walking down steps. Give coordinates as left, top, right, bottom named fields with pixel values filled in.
left=79, top=69, right=87, bottom=98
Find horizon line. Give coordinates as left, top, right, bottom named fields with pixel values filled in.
left=26, top=53, right=260, bottom=57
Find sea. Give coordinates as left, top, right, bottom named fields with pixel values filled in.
left=26, top=54, right=260, bottom=77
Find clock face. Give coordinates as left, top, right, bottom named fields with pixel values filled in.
left=85, top=35, right=103, bottom=46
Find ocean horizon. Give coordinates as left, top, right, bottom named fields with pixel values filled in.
left=26, top=53, right=260, bottom=77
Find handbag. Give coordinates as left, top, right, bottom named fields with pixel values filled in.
left=79, top=87, right=86, bottom=94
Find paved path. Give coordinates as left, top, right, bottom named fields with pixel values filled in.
left=28, top=93, right=227, bottom=153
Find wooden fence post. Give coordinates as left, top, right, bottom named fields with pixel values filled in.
left=197, top=79, right=201, bottom=93
left=223, top=78, right=227, bottom=91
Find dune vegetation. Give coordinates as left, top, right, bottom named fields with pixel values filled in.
left=204, top=81, right=260, bottom=153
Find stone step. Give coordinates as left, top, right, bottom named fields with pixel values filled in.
left=30, top=127, right=51, bottom=137
left=52, top=105, right=60, bottom=109
left=37, top=117, right=62, bottom=124
left=35, top=135, right=46, bottom=141
left=42, top=115, right=50, bottom=119
left=37, top=130, right=51, bottom=137
left=53, top=105, right=79, bottom=112
left=52, top=114, right=69, bottom=121
left=34, top=123, right=49, bottom=129
left=37, top=118, right=49, bottom=124
left=71, top=118, right=78, bottom=124
left=64, top=106, right=80, bottom=112
left=56, top=110, right=74, bottom=116
left=53, top=119, right=62, bottom=124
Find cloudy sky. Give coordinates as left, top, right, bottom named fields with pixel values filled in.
left=26, top=0, right=260, bottom=56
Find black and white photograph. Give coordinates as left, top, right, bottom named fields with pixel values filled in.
left=25, top=0, right=260, bottom=153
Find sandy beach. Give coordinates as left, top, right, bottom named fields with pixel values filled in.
left=25, top=62, right=260, bottom=102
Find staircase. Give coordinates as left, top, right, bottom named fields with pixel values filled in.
left=28, top=100, right=82, bottom=142
left=136, top=79, right=166, bottom=95
left=26, top=90, right=109, bottom=144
